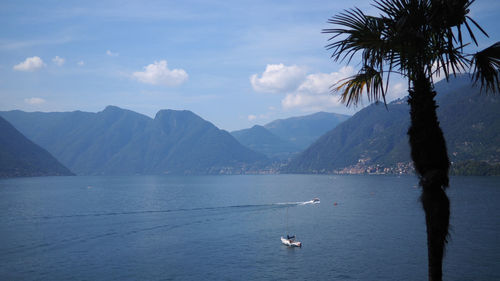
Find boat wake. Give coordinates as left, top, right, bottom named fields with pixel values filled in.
left=28, top=199, right=319, bottom=221
left=5, top=198, right=320, bottom=258
left=275, top=198, right=320, bottom=206
left=299, top=199, right=320, bottom=205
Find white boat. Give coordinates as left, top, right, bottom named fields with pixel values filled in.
left=281, top=207, right=302, bottom=247
left=281, top=236, right=302, bottom=247
left=312, top=198, right=320, bottom=203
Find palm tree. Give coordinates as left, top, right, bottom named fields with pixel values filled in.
left=323, top=1, right=499, bottom=280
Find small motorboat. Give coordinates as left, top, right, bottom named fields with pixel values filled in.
left=312, top=198, right=320, bottom=203
left=281, top=236, right=302, bottom=247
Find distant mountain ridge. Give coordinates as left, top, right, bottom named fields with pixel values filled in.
left=231, top=111, right=350, bottom=159
left=285, top=76, right=500, bottom=174
left=3, top=76, right=496, bottom=177
left=1, top=106, right=266, bottom=175
left=231, top=125, right=299, bottom=160
left=264, top=112, right=351, bottom=149
left=0, top=116, right=73, bottom=178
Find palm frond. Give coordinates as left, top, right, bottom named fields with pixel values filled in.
left=323, top=8, right=387, bottom=65
left=471, top=42, right=500, bottom=93
left=332, top=66, right=386, bottom=107
left=431, top=38, right=470, bottom=81
left=428, top=0, right=487, bottom=47
left=373, top=0, right=408, bottom=19
left=466, top=16, right=488, bottom=38
left=373, top=0, right=430, bottom=78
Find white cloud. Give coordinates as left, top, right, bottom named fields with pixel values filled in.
left=250, top=64, right=306, bottom=93
left=281, top=66, right=355, bottom=111
left=13, top=56, right=45, bottom=72
left=249, top=63, right=357, bottom=112
left=52, top=56, right=65, bottom=66
left=77, top=60, right=85, bottom=66
left=251, top=64, right=408, bottom=112
left=297, top=66, right=354, bottom=95
left=247, top=112, right=273, bottom=122
left=132, top=60, right=188, bottom=86
left=386, top=82, right=407, bottom=101
left=282, top=93, right=344, bottom=112
left=106, top=50, right=119, bottom=57
left=24, top=97, right=46, bottom=105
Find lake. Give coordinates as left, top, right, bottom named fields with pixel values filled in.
left=0, top=175, right=498, bottom=280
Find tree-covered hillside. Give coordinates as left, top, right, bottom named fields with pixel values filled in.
left=286, top=76, right=500, bottom=175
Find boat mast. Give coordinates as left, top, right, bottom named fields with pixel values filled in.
left=286, top=207, right=289, bottom=234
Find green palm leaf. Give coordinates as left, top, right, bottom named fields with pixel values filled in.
left=333, top=66, right=386, bottom=106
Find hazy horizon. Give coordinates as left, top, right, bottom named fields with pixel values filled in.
left=1, top=0, right=498, bottom=131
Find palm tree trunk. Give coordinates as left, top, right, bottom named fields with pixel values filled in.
left=407, top=74, right=450, bottom=281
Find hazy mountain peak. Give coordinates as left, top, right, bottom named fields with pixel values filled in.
left=101, top=105, right=146, bottom=115
left=1, top=107, right=265, bottom=175
left=154, top=109, right=210, bottom=132
left=249, top=124, right=268, bottom=131
left=263, top=111, right=351, bottom=149
left=231, top=112, right=350, bottom=159
left=155, top=109, right=198, bottom=120
left=103, top=105, right=122, bottom=111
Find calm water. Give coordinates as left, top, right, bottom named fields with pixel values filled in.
left=0, top=175, right=498, bottom=280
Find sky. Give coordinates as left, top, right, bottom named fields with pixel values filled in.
left=1, top=0, right=499, bottom=131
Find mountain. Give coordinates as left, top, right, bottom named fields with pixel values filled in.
left=0, top=116, right=73, bottom=178
left=264, top=112, right=351, bottom=149
left=286, top=76, right=500, bottom=174
left=231, top=125, right=300, bottom=159
left=0, top=106, right=266, bottom=175
left=231, top=112, right=350, bottom=159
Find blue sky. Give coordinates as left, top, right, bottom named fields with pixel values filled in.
left=1, top=0, right=498, bottom=131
